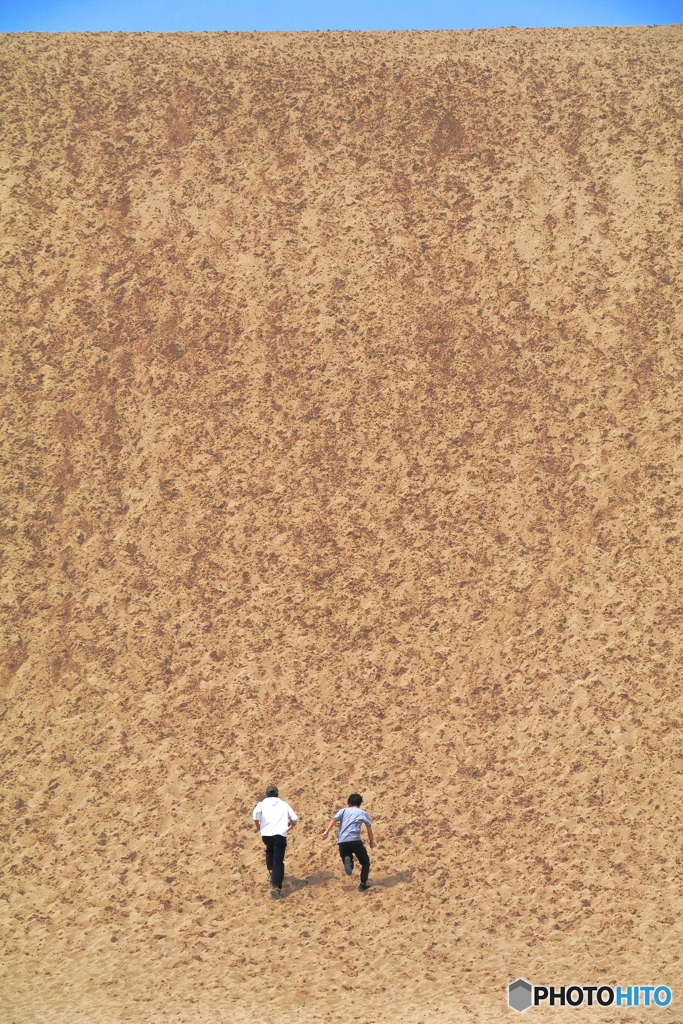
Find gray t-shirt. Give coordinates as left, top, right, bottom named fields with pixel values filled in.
left=335, top=806, right=372, bottom=843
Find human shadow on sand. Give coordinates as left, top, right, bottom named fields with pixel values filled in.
left=280, top=869, right=412, bottom=897
left=364, top=870, right=412, bottom=888
left=279, top=871, right=336, bottom=897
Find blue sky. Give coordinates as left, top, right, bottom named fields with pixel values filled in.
left=1, top=0, right=680, bottom=34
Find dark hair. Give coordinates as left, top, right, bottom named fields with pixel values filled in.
left=266, top=785, right=279, bottom=797
left=348, top=793, right=362, bottom=806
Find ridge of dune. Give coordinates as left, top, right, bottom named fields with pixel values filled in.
left=1, top=26, right=683, bottom=1024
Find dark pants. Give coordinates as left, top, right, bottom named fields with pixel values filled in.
left=338, top=840, right=370, bottom=884
left=262, top=835, right=287, bottom=889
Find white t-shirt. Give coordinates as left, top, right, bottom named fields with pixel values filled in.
left=253, top=797, right=298, bottom=837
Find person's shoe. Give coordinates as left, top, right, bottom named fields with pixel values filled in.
left=343, top=856, right=353, bottom=876
left=270, top=888, right=282, bottom=899
left=358, top=883, right=368, bottom=891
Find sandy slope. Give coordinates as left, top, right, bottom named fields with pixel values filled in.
left=1, top=26, right=683, bottom=1024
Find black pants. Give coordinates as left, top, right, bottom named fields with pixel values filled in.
left=338, top=840, right=370, bottom=884
left=262, top=835, right=287, bottom=889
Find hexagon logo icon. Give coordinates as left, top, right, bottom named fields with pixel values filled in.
left=509, top=978, right=533, bottom=1012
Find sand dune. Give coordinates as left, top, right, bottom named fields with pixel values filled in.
left=2, top=26, right=683, bottom=1023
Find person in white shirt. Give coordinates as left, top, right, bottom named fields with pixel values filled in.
left=252, top=786, right=298, bottom=899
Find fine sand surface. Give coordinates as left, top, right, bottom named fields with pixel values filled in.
left=2, top=26, right=683, bottom=1024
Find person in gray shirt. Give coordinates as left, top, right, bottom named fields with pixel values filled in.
left=321, top=793, right=374, bottom=891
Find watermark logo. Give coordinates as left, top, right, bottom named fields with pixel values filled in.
left=508, top=980, right=672, bottom=1012
left=509, top=979, right=533, bottom=1012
